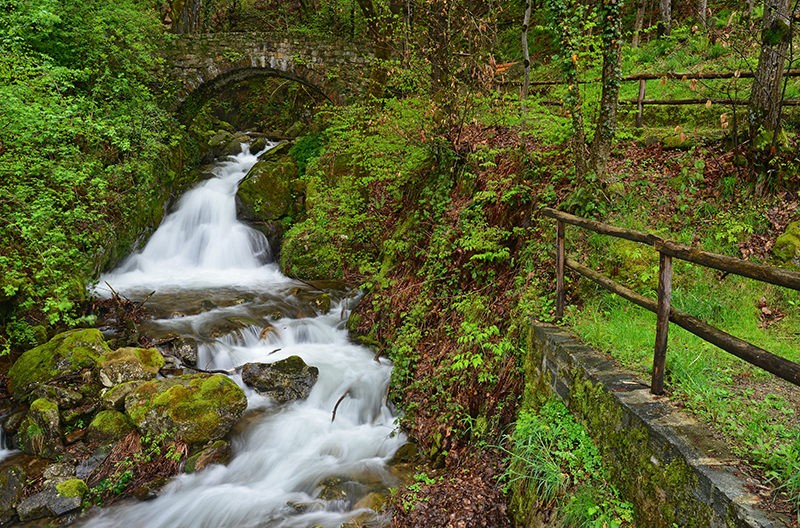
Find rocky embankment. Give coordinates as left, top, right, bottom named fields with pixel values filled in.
left=0, top=327, right=321, bottom=524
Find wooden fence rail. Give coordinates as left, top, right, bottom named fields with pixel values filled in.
left=542, top=207, right=800, bottom=394
left=521, top=70, right=800, bottom=126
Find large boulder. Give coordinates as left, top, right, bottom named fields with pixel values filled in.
left=241, top=356, right=319, bottom=404
left=97, top=347, right=165, bottom=387
left=237, top=141, right=300, bottom=224
left=8, top=329, right=110, bottom=402
left=773, top=221, right=800, bottom=265
left=124, top=374, right=247, bottom=445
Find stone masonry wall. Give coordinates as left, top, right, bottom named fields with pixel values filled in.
left=515, top=323, right=791, bottom=528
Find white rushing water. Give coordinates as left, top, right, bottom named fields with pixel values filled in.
left=87, top=145, right=405, bottom=528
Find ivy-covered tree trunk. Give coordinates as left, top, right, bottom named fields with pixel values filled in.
left=748, top=0, right=791, bottom=194
left=589, top=0, right=623, bottom=181
left=749, top=0, right=791, bottom=141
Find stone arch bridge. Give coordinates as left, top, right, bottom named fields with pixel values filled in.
left=167, top=33, right=375, bottom=121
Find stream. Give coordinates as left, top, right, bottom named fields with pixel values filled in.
left=84, top=144, right=405, bottom=528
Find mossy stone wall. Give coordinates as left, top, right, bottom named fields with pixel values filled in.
left=513, top=323, right=790, bottom=528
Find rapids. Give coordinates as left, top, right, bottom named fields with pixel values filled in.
left=85, top=144, right=405, bottom=528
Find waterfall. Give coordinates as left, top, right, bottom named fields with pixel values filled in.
left=87, top=145, right=404, bottom=528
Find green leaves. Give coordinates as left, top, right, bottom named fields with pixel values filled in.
left=0, top=0, right=174, bottom=349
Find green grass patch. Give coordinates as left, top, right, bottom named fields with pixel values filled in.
left=503, top=399, right=635, bottom=527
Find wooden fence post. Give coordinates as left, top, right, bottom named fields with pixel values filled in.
left=652, top=252, right=673, bottom=395
left=556, top=220, right=566, bottom=322
left=636, top=79, right=647, bottom=127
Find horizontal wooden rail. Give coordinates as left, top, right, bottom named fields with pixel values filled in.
left=563, top=255, right=800, bottom=387
left=542, top=207, right=800, bottom=394
left=523, top=69, right=800, bottom=87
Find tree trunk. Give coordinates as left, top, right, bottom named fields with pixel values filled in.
left=749, top=0, right=790, bottom=140
left=697, top=0, right=707, bottom=26
left=749, top=0, right=791, bottom=194
left=659, top=0, right=671, bottom=35
left=521, top=0, right=532, bottom=100
left=590, top=0, right=623, bottom=181
left=632, top=0, right=646, bottom=47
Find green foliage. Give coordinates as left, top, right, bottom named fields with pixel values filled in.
left=0, top=0, right=177, bottom=349
left=502, top=399, right=634, bottom=526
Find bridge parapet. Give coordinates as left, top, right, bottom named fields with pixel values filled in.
left=166, top=33, right=374, bottom=119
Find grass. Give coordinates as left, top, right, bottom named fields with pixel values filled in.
left=571, top=239, right=800, bottom=514
left=502, top=399, right=635, bottom=527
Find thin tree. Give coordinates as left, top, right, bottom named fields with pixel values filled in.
left=521, top=0, right=533, bottom=101
left=659, top=0, right=671, bottom=35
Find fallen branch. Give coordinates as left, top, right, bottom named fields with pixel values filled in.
left=331, top=389, right=351, bottom=423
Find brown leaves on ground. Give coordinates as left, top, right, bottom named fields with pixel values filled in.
left=389, top=451, right=511, bottom=528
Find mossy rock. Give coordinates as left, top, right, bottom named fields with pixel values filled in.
left=97, top=347, right=165, bottom=387
left=19, top=398, right=62, bottom=458
left=55, top=478, right=88, bottom=499
left=8, top=329, right=110, bottom=402
left=88, top=409, right=134, bottom=443
left=124, top=374, right=247, bottom=445
left=238, top=146, right=300, bottom=223
left=100, top=380, right=145, bottom=411
left=184, top=440, right=231, bottom=473
left=773, top=221, right=800, bottom=264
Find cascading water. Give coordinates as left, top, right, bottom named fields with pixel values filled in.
left=86, top=145, right=405, bottom=528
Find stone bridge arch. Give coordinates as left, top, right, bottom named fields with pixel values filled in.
left=167, top=33, right=374, bottom=122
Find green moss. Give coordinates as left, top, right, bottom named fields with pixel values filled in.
left=30, top=398, right=58, bottom=414
left=8, top=329, right=110, bottom=401
left=98, top=347, right=165, bottom=373
left=89, top=410, right=133, bottom=439
left=774, top=221, right=800, bottom=262
left=126, top=374, right=246, bottom=445
left=56, top=478, right=88, bottom=499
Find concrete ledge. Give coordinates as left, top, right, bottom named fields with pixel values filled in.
left=526, top=323, right=791, bottom=528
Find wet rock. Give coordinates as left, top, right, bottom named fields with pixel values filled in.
left=124, top=374, right=247, bottom=445
left=224, top=133, right=252, bottom=157
left=159, top=335, right=199, bottom=367
left=250, top=137, right=269, bottom=153
left=291, top=289, right=332, bottom=315
left=76, top=444, right=112, bottom=480
left=87, top=410, right=134, bottom=443
left=0, top=464, right=26, bottom=524
left=237, top=141, right=300, bottom=224
left=18, top=398, right=62, bottom=458
left=97, top=347, right=165, bottom=387
left=241, top=356, right=319, bottom=403
left=8, top=329, right=110, bottom=402
left=16, top=478, right=87, bottom=521
left=184, top=440, right=231, bottom=473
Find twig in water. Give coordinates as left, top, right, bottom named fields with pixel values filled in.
left=268, top=348, right=282, bottom=355
left=331, top=389, right=351, bottom=423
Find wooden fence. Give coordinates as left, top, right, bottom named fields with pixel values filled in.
left=542, top=207, right=800, bottom=395
left=526, top=70, right=800, bottom=126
